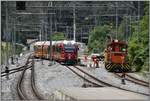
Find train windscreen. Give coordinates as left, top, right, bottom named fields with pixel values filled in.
left=64, top=45, right=76, bottom=52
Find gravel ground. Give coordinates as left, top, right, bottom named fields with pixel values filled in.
left=1, top=53, right=83, bottom=100
left=1, top=53, right=148, bottom=100
left=78, top=62, right=149, bottom=97
left=1, top=52, right=31, bottom=100
left=34, top=60, right=84, bottom=99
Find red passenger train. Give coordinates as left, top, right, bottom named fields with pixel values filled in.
left=33, top=40, right=78, bottom=64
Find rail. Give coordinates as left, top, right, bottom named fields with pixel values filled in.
left=114, top=73, right=149, bottom=87
left=17, top=55, right=45, bottom=100
left=65, top=65, right=149, bottom=96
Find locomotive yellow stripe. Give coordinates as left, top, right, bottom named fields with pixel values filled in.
left=105, top=64, right=109, bottom=69
left=123, top=64, right=128, bottom=70
left=106, top=64, right=110, bottom=69
left=125, top=64, right=129, bottom=69
left=124, top=65, right=128, bottom=70
left=121, top=64, right=125, bottom=69
left=126, top=64, right=130, bottom=68
left=108, top=64, right=114, bottom=70
left=120, top=64, right=123, bottom=69
left=107, top=64, right=111, bottom=70
left=123, top=64, right=127, bottom=69
left=109, top=64, right=115, bottom=70
left=105, top=63, right=111, bottom=69
left=107, top=64, right=112, bottom=69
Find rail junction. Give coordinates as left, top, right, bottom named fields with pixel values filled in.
left=1, top=1, right=149, bottom=100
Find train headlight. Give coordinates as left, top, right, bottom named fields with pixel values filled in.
left=122, top=48, right=126, bottom=52
left=114, top=39, right=118, bottom=42
left=64, top=40, right=68, bottom=44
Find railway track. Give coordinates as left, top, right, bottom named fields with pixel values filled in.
left=65, top=65, right=149, bottom=96
left=1, top=63, right=32, bottom=77
left=65, top=65, right=111, bottom=87
left=114, top=73, right=149, bottom=87
left=17, top=55, right=44, bottom=100
left=1, top=53, right=33, bottom=77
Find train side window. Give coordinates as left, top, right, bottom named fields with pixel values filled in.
left=120, top=45, right=127, bottom=52
left=56, top=47, right=59, bottom=52
left=57, top=47, right=61, bottom=52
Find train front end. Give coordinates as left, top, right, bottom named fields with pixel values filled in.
left=64, top=44, right=78, bottom=65
left=104, top=40, right=130, bottom=72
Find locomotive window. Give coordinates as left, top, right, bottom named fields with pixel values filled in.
left=65, top=48, right=75, bottom=52
left=120, top=46, right=127, bottom=52
left=64, top=45, right=76, bottom=52
left=115, top=45, right=120, bottom=51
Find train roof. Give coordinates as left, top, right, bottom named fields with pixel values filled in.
left=34, top=41, right=57, bottom=46
left=53, top=40, right=77, bottom=45
left=107, top=40, right=127, bottom=46
left=34, top=40, right=77, bottom=46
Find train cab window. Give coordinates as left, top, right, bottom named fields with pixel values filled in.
left=115, top=45, right=120, bottom=52
left=64, top=45, right=76, bottom=52
left=120, top=46, right=127, bottom=52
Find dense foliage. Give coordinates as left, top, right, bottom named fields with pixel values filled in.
left=52, top=32, right=66, bottom=41
left=88, top=25, right=111, bottom=53
left=128, top=2, right=149, bottom=72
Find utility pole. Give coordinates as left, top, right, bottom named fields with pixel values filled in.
left=137, top=1, right=140, bottom=43
left=73, top=4, right=76, bottom=42
left=45, top=23, right=47, bottom=41
left=13, top=19, right=16, bottom=61
left=39, top=29, right=42, bottom=41
left=80, top=28, right=83, bottom=42
left=49, top=13, right=52, bottom=61
left=48, top=1, right=54, bottom=66
left=66, top=26, right=69, bottom=39
left=5, top=1, right=9, bottom=66
left=115, top=2, right=118, bottom=39
left=0, top=0, right=0, bottom=64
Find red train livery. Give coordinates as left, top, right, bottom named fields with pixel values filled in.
left=104, top=39, right=130, bottom=72
left=33, top=40, right=78, bottom=64
left=52, top=40, right=78, bottom=64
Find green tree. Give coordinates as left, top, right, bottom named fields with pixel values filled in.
left=128, top=1, right=149, bottom=72
left=52, top=32, right=66, bottom=41
left=88, top=25, right=111, bottom=53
